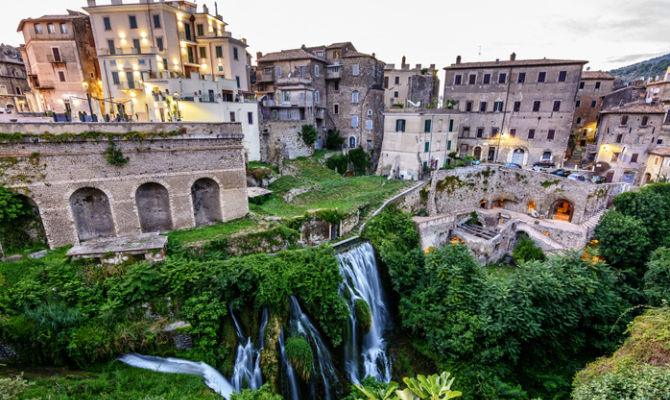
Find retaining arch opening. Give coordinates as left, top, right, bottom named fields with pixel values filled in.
left=69, top=187, right=115, bottom=241
left=191, top=178, right=222, bottom=227
left=136, top=182, right=173, bottom=233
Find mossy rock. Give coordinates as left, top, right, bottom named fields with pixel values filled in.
left=260, top=314, right=282, bottom=393
left=355, top=299, right=372, bottom=334
left=285, top=336, right=313, bottom=382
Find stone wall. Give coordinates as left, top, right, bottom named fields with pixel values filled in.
left=0, top=122, right=248, bottom=248
left=260, top=120, right=314, bottom=165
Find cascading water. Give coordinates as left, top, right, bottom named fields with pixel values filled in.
left=338, top=241, right=393, bottom=384
left=230, top=308, right=268, bottom=392
left=279, top=327, right=300, bottom=400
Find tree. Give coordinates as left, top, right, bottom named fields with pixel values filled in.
left=644, top=247, right=670, bottom=306
left=0, top=185, right=24, bottom=225
left=512, top=234, right=546, bottom=264
left=326, top=129, right=345, bottom=150
left=348, top=147, right=370, bottom=175
left=613, top=189, right=670, bottom=249
left=300, top=125, right=318, bottom=146
left=594, top=210, right=651, bottom=273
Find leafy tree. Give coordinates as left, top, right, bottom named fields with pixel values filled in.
left=326, top=154, right=349, bottom=174
left=594, top=210, right=651, bottom=274
left=349, top=147, right=370, bottom=175
left=512, top=234, right=546, bottom=264
left=326, top=129, right=345, bottom=150
left=300, top=125, right=318, bottom=146
left=644, top=247, right=670, bottom=306
left=0, top=185, right=24, bottom=225
left=613, top=189, right=670, bottom=249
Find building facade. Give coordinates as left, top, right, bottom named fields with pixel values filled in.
left=377, top=109, right=459, bottom=180
left=384, top=57, right=440, bottom=109
left=569, top=70, right=615, bottom=164
left=18, top=11, right=103, bottom=118
left=443, top=54, right=586, bottom=166
left=0, top=44, right=32, bottom=115
left=644, top=147, right=670, bottom=184
left=595, top=104, right=666, bottom=184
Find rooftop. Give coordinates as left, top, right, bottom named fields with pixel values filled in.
left=600, top=103, right=665, bottom=114
left=257, top=48, right=327, bottom=63
left=650, top=146, right=670, bottom=157
left=582, top=70, right=615, bottom=80
left=17, top=10, right=87, bottom=31
left=445, top=58, right=588, bottom=70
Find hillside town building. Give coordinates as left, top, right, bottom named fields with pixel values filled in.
left=18, top=11, right=103, bottom=118
left=383, top=57, right=440, bottom=109
left=0, top=44, right=32, bottom=115
left=644, top=146, right=670, bottom=183
left=444, top=53, right=586, bottom=166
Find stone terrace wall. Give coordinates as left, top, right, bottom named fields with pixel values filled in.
left=0, top=123, right=248, bottom=248
left=430, top=165, right=625, bottom=224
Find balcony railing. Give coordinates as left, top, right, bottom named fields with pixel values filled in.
left=98, top=47, right=158, bottom=56
left=326, top=65, right=342, bottom=80
left=257, top=72, right=274, bottom=82
left=262, top=98, right=311, bottom=108
left=275, top=75, right=313, bottom=86
left=198, top=95, right=218, bottom=103
left=47, top=54, right=66, bottom=64
left=117, top=82, right=143, bottom=90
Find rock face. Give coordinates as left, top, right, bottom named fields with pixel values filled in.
left=0, top=339, right=17, bottom=361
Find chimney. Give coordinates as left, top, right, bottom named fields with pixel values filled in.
left=401, top=56, right=406, bottom=68
left=256, top=51, right=262, bottom=61
left=456, top=55, right=461, bottom=64
left=496, top=58, right=500, bottom=63
left=510, top=52, right=516, bottom=61
left=429, top=64, right=436, bottom=70
left=203, top=4, right=209, bottom=14
left=86, top=0, right=96, bottom=6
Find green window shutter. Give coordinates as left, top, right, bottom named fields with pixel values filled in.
left=425, top=141, right=430, bottom=152
left=447, top=140, right=452, bottom=150
left=449, top=119, right=454, bottom=132
left=424, top=119, right=432, bottom=133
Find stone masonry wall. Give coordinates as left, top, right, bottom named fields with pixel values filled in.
left=0, top=122, right=248, bottom=248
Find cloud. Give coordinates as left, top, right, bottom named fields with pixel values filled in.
left=607, top=51, right=669, bottom=64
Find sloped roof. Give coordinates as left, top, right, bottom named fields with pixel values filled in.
left=601, top=103, right=665, bottom=114
left=18, top=10, right=87, bottom=31
left=582, top=70, right=615, bottom=80
left=650, top=146, right=670, bottom=157
left=257, top=48, right=327, bottom=63
left=445, top=58, right=588, bottom=70
left=326, top=42, right=355, bottom=50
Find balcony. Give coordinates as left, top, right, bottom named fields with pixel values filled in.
left=275, top=75, right=313, bottom=86
left=98, top=47, right=158, bottom=56
left=198, top=95, right=218, bottom=103
left=262, top=98, right=310, bottom=108
left=47, top=54, right=66, bottom=65
left=326, top=65, right=342, bottom=80
left=117, top=81, right=143, bottom=90
left=257, top=72, right=274, bottom=83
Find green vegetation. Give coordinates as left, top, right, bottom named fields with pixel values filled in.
left=324, top=147, right=371, bottom=176
left=285, top=336, right=314, bottom=382
left=327, top=154, right=350, bottom=174
left=0, top=185, right=47, bottom=255
left=232, top=384, right=284, bottom=400
left=350, top=372, right=462, bottom=400
left=103, top=139, right=129, bottom=166
left=609, top=53, right=670, bottom=83
left=354, top=299, right=372, bottom=334
left=300, top=125, right=318, bottom=146
left=512, top=233, right=546, bottom=264
left=572, top=307, right=670, bottom=399
left=540, top=179, right=560, bottom=188
left=644, top=247, right=670, bottom=306
left=326, top=129, right=345, bottom=150
left=0, top=129, right=188, bottom=144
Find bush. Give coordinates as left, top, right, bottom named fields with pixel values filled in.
left=355, top=299, right=372, bottom=334
left=644, top=247, right=670, bottom=306
left=0, top=185, right=25, bottom=225
left=512, top=234, right=546, bottom=264
left=326, top=154, right=349, bottom=174
left=0, top=374, right=34, bottom=400
left=573, top=365, right=670, bottom=399
left=326, top=129, right=345, bottom=150
left=104, top=139, right=129, bottom=166
left=285, top=336, right=313, bottom=382
left=231, top=383, right=283, bottom=400
left=348, top=147, right=370, bottom=176
left=300, top=125, right=318, bottom=146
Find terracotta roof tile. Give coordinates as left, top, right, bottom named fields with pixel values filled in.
left=601, top=103, right=665, bottom=114
left=257, top=48, right=327, bottom=63
left=582, top=70, right=615, bottom=80
left=650, top=146, right=670, bottom=157
left=445, top=58, right=588, bottom=70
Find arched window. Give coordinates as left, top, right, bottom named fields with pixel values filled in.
left=191, top=178, right=222, bottom=227
left=69, top=187, right=115, bottom=241
left=136, top=182, right=173, bottom=233
left=552, top=199, right=574, bottom=222
left=349, top=136, right=356, bottom=148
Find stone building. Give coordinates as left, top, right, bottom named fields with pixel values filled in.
left=384, top=57, right=440, bottom=109
left=644, top=146, right=670, bottom=184
left=569, top=70, right=615, bottom=164
left=594, top=104, right=667, bottom=184
left=254, top=42, right=385, bottom=167
left=443, top=53, right=586, bottom=166
left=18, top=10, right=103, bottom=118
left=0, top=44, right=32, bottom=115
left=377, top=109, right=459, bottom=180
left=0, top=122, right=248, bottom=249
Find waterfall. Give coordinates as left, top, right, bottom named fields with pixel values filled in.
left=279, top=327, right=300, bottom=400
left=338, top=242, right=392, bottom=384
left=118, top=353, right=234, bottom=399
left=230, top=308, right=268, bottom=392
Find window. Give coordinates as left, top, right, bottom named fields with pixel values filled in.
left=184, top=23, right=192, bottom=41
left=483, top=73, right=491, bottom=84
left=611, top=153, right=619, bottom=162
left=425, top=142, right=430, bottom=152
left=393, top=91, right=399, bottom=98
left=235, top=76, right=240, bottom=88
left=125, top=71, right=134, bottom=88
left=58, top=71, right=66, bottom=82
left=333, top=104, right=339, bottom=114
left=314, top=65, right=319, bottom=77
left=281, top=91, right=290, bottom=102
left=479, top=101, right=487, bottom=112
left=465, top=101, right=473, bottom=112
left=103, top=17, right=111, bottom=31
left=197, top=24, right=204, bottom=36
left=383, top=76, right=389, bottom=88
left=315, top=90, right=320, bottom=104
left=15, top=87, right=22, bottom=95
left=448, top=119, right=454, bottom=132
left=34, top=23, right=43, bottom=34
left=462, top=127, right=470, bottom=137
left=447, top=140, right=452, bottom=150
left=230, top=112, right=236, bottom=122
left=542, top=151, right=552, bottom=160
left=454, top=74, right=462, bottom=85
left=153, top=15, right=161, bottom=28
left=129, top=15, right=137, bottom=29
left=216, top=46, right=223, bottom=58
left=595, top=81, right=601, bottom=90
left=47, top=23, right=56, bottom=34
left=139, top=59, right=145, bottom=65
left=111, top=71, right=120, bottom=85
left=576, top=117, right=582, bottom=124
left=491, top=127, right=499, bottom=137
left=218, top=64, right=223, bottom=72
left=334, top=81, right=339, bottom=91
left=395, top=76, right=400, bottom=84
left=538, top=71, right=546, bottom=82
left=60, top=23, right=68, bottom=34
left=395, top=119, right=406, bottom=132
left=642, top=116, right=649, bottom=126
left=493, top=101, right=503, bottom=112
left=133, top=39, right=141, bottom=53
left=476, top=127, right=484, bottom=138
left=553, top=101, right=561, bottom=112
left=366, top=119, right=373, bottom=130
left=637, top=135, right=643, bottom=144
left=621, top=115, right=628, bottom=125
left=533, top=101, right=541, bottom=112
left=352, top=115, right=359, bottom=127
left=196, top=47, right=206, bottom=59
left=510, top=128, right=516, bottom=138
left=558, top=71, right=567, bottom=82
left=590, top=100, right=597, bottom=108
left=424, top=119, right=432, bottom=133
left=107, top=39, right=115, bottom=55
left=367, top=140, right=372, bottom=149
left=352, top=91, right=359, bottom=103
left=576, top=100, right=581, bottom=108
left=518, top=72, right=526, bottom=83
left=352, top=64, right=360, bottom=76
left=233, top=47, right=239, bottom=60
left=367, top=109, right=373, bottom=117
left=52, top=47, right=61, bottom=62
left=513, top=101, right=521, bottom=112
left=528, top=129, right=535, bottom=139
left=349, top=137, right=356, bottom=148
left=247, top=112, right=253, bottom=124
left=616, top=134, right=623, bottom=143
left=547, top=129, right=555, bottom=140
left=631, top=153, right=639, bottom=163
left=156, top=37, right=164, bottom=51
left=469, top=74, right=476, bottom=84
left=498, top=73, right=507, bottom=84
left=579, top=81, right=585, bottom=89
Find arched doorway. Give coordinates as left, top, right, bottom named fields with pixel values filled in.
left=70, top=187, right=115, bottom=241
left=552, top=199, right=574, bottom=222
left=644, top=173, right=652, bottom=185
left=191, top=178, right=222, bottom=227
left=349, top=136, right=356, bottom=148
left=473, top=146, right=482, bottom=160
left=0, top=194, right=47, bottom=251
left=136, top=182, right=173, bottom=233
left=512, top=148, right=525, bottom=165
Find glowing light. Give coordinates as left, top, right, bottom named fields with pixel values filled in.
left=172, top=58, right=179, bottom=64
left=140, top=32, right=147, bottom=38
left=120, top=39, right=127, bottom=45
left=201, top=63, right=208, bottom=69
left=134, top=71, right=140, bottom=77
left=129, top=91, right=136, bottom=98
left=119, top=32, right=126, bottom=39
left=131, top=98, right=137, bottom=104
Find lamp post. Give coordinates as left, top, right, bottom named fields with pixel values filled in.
left=494, top=132, right=509, bottom=164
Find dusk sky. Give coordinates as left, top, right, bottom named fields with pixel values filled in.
left=3, top=0, right=669, bottom=74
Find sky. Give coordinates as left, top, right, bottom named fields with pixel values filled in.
left=3, top=0, right=670, bottom=73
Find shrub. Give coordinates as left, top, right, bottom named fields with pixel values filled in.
left=326, top=154, right=349, bottom=174
left=512, top=234, right=546, bottom=264
left=285, top=336, right=313, bottom=382
left=573, top=365, right=670, bottom=400
left=104, top=139, right=129, bottom=166
left=644, top=247, right=670, bottom=306
left=355, top=299, right=372, bottom=333
left=348, top=147, right=370, bottom=176
left=300, top=125, right=317, bottom=146
left=0, top=374, right=34, bottom=400
left=231, top=384, right=283, bottom=400
left=0, top=185, right=25, bottom=225
left=326, top=129, right=344, bottom=150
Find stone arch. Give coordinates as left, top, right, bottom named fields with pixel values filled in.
left=551, top=199, right=574, bottom=222
left=136, top=182, right=173, bottom=233
left=69, top=187, right=115, bottom=241
left=191, top=178, right=222, bottom=227
left=349, top=136, right=356, bottom=148
left=0, top=194, right=47, bottom=251
left=510, top=148, right=526, bottom=165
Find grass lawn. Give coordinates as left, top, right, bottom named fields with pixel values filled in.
left=1, top=363, right=220, bottom=400
left=166, top=217, right=267, bottom=248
